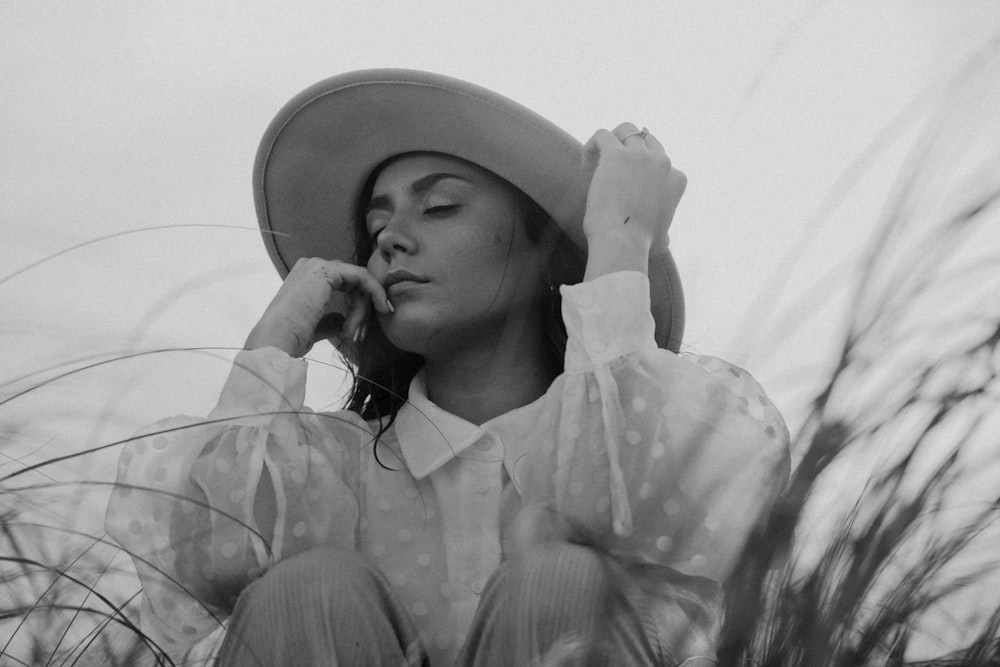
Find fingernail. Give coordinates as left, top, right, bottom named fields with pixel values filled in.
left=386, top=298, right=395, bottom=313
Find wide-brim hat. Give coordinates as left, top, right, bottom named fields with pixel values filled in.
left=253, top=68, right=684, bottom=351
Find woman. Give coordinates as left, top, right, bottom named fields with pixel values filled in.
left=106, top=69, right=789, bottom=666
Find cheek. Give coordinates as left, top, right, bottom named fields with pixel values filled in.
left=476, top=219, right=520, bottom=262
left=470, top=219, right=511, bottom=253
left=446, top=227, right=513, bottom=277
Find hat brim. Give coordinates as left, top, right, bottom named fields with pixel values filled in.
left=253, top=68, right=684, bottom=351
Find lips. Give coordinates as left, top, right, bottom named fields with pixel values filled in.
left=384, top=269, right=428, bottom=291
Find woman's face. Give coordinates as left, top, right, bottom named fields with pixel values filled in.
left=364, top=153, right=548, bottom=357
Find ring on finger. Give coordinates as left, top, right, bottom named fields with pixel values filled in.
left=621, top=127, right=650, bottom=142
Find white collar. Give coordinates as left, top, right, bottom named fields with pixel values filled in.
left=394, top=370, right=490, bottom=479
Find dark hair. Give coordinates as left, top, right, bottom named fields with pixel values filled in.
left=342, top=156, right=585, bottom=432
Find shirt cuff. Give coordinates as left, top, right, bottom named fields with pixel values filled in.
left=561, top=271, right=657, bottom=372
left=211, top=346, right=308, bottom=420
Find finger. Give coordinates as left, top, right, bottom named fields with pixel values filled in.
left=342, top=291, right=371, bottom=342
left=642, top=130, right=666, bottom=154
left=614, top=122, right=650, bottom=149
left=582, top=128, right=624, bottom=170
left=358, top=268, right=393, bottom=315
left=610, top=122, right=640, bottom=142
left=670, top=167, right=688, bottom=197
left=320, top=261, right=392, bottom=314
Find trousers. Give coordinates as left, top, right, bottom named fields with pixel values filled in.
left=216, top=543, right=686, bottom=666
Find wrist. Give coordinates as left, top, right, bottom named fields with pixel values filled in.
left=244, top=321, right=304, bottom=357
left=583, top=228, right=652, bottom=280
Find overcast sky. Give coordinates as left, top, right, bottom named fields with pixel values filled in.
left=2, top=0, right=998, bottom=435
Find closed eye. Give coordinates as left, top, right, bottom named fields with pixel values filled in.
left=424, top=205, right=459, bottom=217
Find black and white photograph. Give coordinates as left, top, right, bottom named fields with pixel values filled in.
left=3, top=2, right=999, bottom=665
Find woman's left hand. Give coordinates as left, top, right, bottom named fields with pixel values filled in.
left=581, top=123, right=686, bottom=275
left=508, top=503, right=597, bottom=556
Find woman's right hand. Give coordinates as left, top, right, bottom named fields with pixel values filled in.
left=580, top=123, right=686, bottom=280
left=243, top=257, right=393, bottom=358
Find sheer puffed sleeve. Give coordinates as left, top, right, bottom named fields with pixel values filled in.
left=105, top=347, right=369, bottom=659
left=513, top=272, right=790, bottom=582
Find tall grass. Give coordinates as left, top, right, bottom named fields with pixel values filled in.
left=3, top=45, right=1000, bottom=667
left=718, top=35, right=1000, bottom=667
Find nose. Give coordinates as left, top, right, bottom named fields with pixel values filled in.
left=375, top=214, right=417, bottom=261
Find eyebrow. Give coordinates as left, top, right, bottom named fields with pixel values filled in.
left=365, top=172, right=471, bottom=215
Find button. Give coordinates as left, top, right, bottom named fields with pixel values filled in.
left=471, top=580, right=485, bottom=595
left=476, top=439, right=493, bottom=451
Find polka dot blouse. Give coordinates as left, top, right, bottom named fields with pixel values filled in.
left=105, top=271, right=790, bottom=665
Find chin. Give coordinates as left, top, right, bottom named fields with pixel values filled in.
left=378, top=308, right=486, bottom=358
left=377, top=310, right=446, bottom=356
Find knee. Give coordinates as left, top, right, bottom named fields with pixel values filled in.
left=242, top=547, right=380, bottom=606
left=222, top=548, right=424, bottom=666
left=509, top=542, right=616, bottom=614
left=515, top=542, right=611, bottom=585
